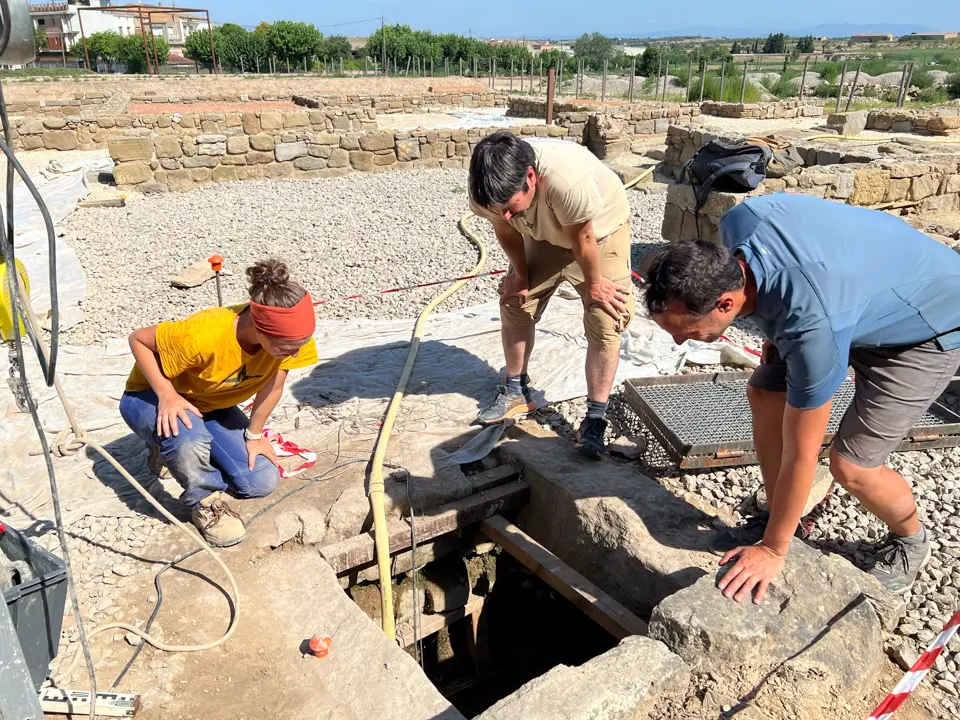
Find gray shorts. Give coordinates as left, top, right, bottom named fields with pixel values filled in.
left=749, top=340, right=960, bottom=467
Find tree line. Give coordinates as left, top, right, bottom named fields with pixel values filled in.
left=730, top=34, right=816, bottom=55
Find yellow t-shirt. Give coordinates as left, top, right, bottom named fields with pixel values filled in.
left=469, top=137, right=630, bottom=249
left=125, top=304, right=319, bottom=413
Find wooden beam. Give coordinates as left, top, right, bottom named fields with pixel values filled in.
left=395, top=594, right=485, bottom=648
left=320, top=481, right=530, bottom=575
left=469, top=464, right=519, bottom=492
left=480, top=515, right=648, bottom=639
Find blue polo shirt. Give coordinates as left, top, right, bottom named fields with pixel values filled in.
left=720, top=193, right=960, bottom=409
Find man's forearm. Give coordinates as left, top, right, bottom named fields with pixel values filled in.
left=763, top=456, right=818, bottom=554
left=569, top=222, right=602, bottom=285
left=494, top=223, right=528, bottom=278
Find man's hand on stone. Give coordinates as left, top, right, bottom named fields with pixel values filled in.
left=586, top=279, right=630, bottom=320
left=717, top=543, right=786, bottom=604
left=499, top=271, right=529, bottom=306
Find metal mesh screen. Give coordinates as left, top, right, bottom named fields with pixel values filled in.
left=633, top=377, right=952, bottom=448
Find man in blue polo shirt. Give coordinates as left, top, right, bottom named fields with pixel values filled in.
left=643, top=193, right=960, bottom=604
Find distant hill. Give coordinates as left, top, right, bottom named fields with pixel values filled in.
left=639, top=23, right=938, bottom=39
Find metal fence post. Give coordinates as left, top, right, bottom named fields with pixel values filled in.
left=655, top=52, right=663, bottom=101
left=719, top=60, right=726, bottom=101
left=798, top=57, right=808, bottom=100
left=845, top=61, right=862, bottom=112
left=740, top=60, right=748, bottom=103
left=546, top=67, right=556, bottom=124
left=558, top=58, right=564, bottom=97
left=835, top=60, right=847, bottom=113
left=628, top=57, right=635, bottom=103
left=896, top=63, right=908, bottom=106
left=663, top=61, right=670, bottom=102
left=699, top=62, right=706, bottom=102
left=686, top=56, right=693, bottom=101
left=510, top=59, right=514, bottom=91
left=602, top=59, right=607, bottom=101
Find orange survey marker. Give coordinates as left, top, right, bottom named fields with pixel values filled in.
left=308, top=636, right=332, bottom=658
left=208, top=254, right=224, bottom=306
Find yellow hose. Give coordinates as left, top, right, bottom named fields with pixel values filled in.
left=368, top=166, right=650, bottom=636
left=369, top=211, right=487, bottom=639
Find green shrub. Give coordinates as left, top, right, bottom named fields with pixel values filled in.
left=818, top=61, right=841, bottom=82
left=911, top=71, right=935, bottom=90
left=699, top=71, right=762, bottom=103
left=947, top=73, right=960, bottom=99
left=815, top=83, right=841, bottom=98
left=917, top=87, right=949, bottom=104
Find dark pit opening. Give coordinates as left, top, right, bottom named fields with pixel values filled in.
left=348, top=546, right=618, bottom=718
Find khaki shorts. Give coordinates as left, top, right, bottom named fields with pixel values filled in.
left=749, top=340, right=960, bottom=467
left=500, top=223, right=635, bottom=352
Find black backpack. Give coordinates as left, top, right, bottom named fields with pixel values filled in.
left=678, top=140, right=772, bottom=231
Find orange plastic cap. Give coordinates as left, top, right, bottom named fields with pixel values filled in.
left=208, top=254, right=224, bottom=273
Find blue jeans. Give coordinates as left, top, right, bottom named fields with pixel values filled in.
left=119, top=389, right=279, bottom=508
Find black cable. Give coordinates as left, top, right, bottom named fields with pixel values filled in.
left=0, top=81, right=60, bottom=385
left=0, top=79, right=95, bottom=720
left=108, top=457, right=366, bottom=690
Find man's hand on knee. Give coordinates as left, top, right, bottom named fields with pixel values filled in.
left=585, top=279, right=630, bottom=320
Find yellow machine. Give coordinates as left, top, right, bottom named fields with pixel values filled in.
left=0, top=256, right=29, bottom=342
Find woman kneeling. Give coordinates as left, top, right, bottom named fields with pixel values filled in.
left=120, top=259, right=317, bottom=547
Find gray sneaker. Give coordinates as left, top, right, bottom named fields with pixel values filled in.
left=475, top=385, right=536, bottom=425
left=708, top=513, right=771, bottom=556
left=869, top=531, right=931, bottom=595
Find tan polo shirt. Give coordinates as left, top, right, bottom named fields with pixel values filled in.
left=469, top=138, right=630, bottom=249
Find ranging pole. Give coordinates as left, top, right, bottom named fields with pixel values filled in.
left=146, top=12, right=161, bottom=75
left=77, top=8, right=91, bottom=70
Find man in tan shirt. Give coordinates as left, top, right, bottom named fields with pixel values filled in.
left=468, top=131, right=634, bottom=458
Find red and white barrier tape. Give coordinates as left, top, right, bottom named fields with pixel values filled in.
left=261, top=428, right=317, bottom=479
left=312, top=269, right=506, bottom=306
left=868, top=609, right=960, bottom=719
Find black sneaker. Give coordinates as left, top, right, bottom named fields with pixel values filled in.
left=708, top=513, right=771, bottom=556
left=475, top=385, right=536, bottom=425
left=575, top=417, right=608, bottom=460
left=869, top=531, right=931, bottom=595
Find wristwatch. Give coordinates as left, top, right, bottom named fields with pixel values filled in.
left=244, top=429, right=264, bottom=441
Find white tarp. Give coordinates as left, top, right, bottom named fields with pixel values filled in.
left=0, top=290, right=756, bottom=528
left=9, top=157, right=110, bottom=330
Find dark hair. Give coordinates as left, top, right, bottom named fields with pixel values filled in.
left=643, top=239, right=744, bottom=316
left=468, top=131, right=535, bottom=208
left=246, top=259, right=307, bottom=308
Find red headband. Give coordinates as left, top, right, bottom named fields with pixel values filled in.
left=249, top=294, right=316, bottom=341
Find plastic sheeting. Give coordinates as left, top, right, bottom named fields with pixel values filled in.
left=10, top=157, right=110, bottom=330
left=0, top=291, right=757, bottom=528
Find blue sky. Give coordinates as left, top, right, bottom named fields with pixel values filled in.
left=201, top=0, right=960, bottom=40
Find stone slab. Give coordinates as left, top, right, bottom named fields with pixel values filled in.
left=475, top=636, right=689, bottom=720
left=501, top=427, right=716, bottom=614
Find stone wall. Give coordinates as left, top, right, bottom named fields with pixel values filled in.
left=661, top=158, right=960, bottom=243
left=294, top=91, right=507, bottom=112
left=866, top=107, right=960, bottom=135
left=9, top=107, right=378, bottom=152
left=108, top=123, right=573, bottom=193
left=6, top=90, right=114, bottom=115
left=661, top=125, right=959, bottom=176
left=508, top=97, right=822, bottom=123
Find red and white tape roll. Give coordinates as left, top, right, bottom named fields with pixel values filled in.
left=868, top=609, right=960, bottom=719
left=262, top=428, right=317, bottom=479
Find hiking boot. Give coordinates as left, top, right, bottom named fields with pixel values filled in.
left=869, top=530, right=931, bottom=595
left=475, top=385, right=536, bottom=425
left=575, top=417, right=608, bottom=460
left=190, top=492, right=246, bottom=548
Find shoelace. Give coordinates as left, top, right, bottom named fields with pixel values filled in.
left=202, top=497, right=241, bottom=529
left=875, top=536, right=910, bottom=574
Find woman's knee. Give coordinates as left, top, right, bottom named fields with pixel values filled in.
left=230, top=459, right=280, bottom=499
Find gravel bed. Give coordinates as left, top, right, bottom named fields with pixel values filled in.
left=59, top=171, right=669, bottom=345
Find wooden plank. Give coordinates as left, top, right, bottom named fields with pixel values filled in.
left=320, top=481, right=530, bottom=575
left=469, top=464, right=519, bottom=492
left=395, top=594, right=485, bottom=648
left=480, top=515, right=648, bottom=639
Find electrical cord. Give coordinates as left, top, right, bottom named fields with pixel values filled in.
left=0, top=77, right=95, bottom=719
left=0, top=81, right=60, bottom=385
left=108, top=455, right=366, bottom=692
